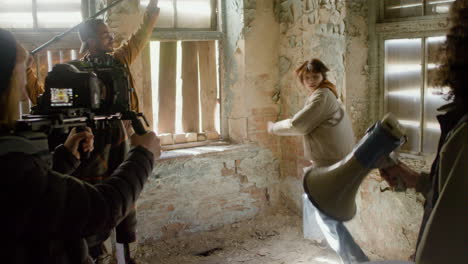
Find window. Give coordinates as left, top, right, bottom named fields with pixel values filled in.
left=140, top=0, right=217, bottom=30
left=384, top=36, right=447, bottom=154
left=383, top=0, right=456, bottom=20
left=372, top=0, right=456, bottom=155
left=0, top=0, right=83, bottom=29
left=144, top=0, right=223, bottom=146
left=150, top=40, right=221, bottom=145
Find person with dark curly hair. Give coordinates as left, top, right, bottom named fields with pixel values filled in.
left=378, top=0, right=468, bottom=263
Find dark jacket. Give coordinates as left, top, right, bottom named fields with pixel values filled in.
left=71, top=119, right=138, bottom=245
left=415, top=105, right=468, bottom=263
left=0, top=136, right=153, bottom=264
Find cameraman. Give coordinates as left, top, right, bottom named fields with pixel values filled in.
left=0, top=28, right=161, bottom=264
left=26, top=0, right=161, bottom=262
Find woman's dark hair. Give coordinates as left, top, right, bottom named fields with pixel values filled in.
left=436, top=0, right=468, bottom=109
left=295, top=58, right=330, bottom=83
left=0, top=29, right=17, bottom=96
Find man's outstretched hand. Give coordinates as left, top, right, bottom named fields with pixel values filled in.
left=146, top=0, right=160, bottom=13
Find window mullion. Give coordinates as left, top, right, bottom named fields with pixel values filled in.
left=420, top=37, right=427, bottom=154
left=173, top=0, right=178, bottom=29
left=210, top=0, right=217, bottom=31
left=32, top=0, right=38, bottom=30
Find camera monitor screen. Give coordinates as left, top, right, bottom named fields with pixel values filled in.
left=50, top=88, right=73, bottom=107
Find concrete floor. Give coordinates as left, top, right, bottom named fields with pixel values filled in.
left=135, top=206, right=342, bottom=264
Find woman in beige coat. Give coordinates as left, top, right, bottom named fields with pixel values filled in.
left=268, top=59, right=368, bottom=264
left=267, top=59, right=355, bottom=167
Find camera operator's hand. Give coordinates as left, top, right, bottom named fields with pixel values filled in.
left=130, top=132, right=161, bottom=159
left=64, top=127, right=94, bottom=160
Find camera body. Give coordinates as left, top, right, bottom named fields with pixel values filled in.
left=34, top=62, right=131, bottom=116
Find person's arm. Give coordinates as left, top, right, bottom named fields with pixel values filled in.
left=113, top=0, right=160, bottom=65
left=52, top=127, right=94, bottom=174
left=26, top=58, right=45, bottom=105
left=2, top=132, right=159, bottom=240
left=2, top=145, right=153, bottom=240
left=268, top=89, right=333, bottom=136
left=379, top=162, right=431, bottom=196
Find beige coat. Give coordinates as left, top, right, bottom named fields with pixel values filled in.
left=271, top=88, right=355, bottom=167
left=416, top=115, right=468, bottom=264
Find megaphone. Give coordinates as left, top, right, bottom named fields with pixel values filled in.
left=303, top=113, right=406, bottom=222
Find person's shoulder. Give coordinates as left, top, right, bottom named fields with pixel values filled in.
left=307, top=88, right=335, bottom=102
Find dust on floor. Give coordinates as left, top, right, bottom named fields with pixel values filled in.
left=135, top=206, right=342, bottom=264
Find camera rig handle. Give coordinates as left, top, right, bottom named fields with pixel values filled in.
left=123, top=111, right=149, bottom=135
left=75, top=126, right=91, bottom=160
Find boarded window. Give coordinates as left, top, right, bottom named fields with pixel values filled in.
left=150, top=40, right=220, bottom=145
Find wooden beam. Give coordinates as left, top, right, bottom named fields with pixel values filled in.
left=197, top=41, right=217, bottom=133
left=181, top=41, right=200, bottom=133
left=141, top=44, right=154, bottom=131
left=158, top=42, right=177, bottom=134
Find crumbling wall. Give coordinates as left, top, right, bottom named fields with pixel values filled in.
left=136, top=145, right=280, bottom=241
left=103, top=0, right=282, bottom=243
left=275, top=0, right=348, bottom=211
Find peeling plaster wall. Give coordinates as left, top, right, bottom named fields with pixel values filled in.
left=103, top=0, right=282, bottom=243
left=275, top=0, right=348, bottom=211
left=136, top=145, right=280, bottom=241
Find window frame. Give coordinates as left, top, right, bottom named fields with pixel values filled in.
left=378, top=0, right=456, bottom=23
left=1, top=0, right=91, bottom=33
left=369, top=0, right=452, bottom=156
left=146, top=0, right=226, bottom=149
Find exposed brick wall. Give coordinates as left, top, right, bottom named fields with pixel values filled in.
left=136, top=145, right=280, bottom=242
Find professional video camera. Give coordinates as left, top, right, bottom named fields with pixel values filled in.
left=17, top=62, right=148, bottom=156
left=18, top=61, right=148, bottom=139
left=34, top=62, right=131, bottom=115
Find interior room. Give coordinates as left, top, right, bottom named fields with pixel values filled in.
left=3, top=0, right=459, bottom=263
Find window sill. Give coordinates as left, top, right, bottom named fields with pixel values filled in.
left=151, top=30, right=223, bottom=41
left=157, top=141, right=253, bottom=162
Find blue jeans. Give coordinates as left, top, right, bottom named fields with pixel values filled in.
left=304, top=195, right=369, bottom=264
